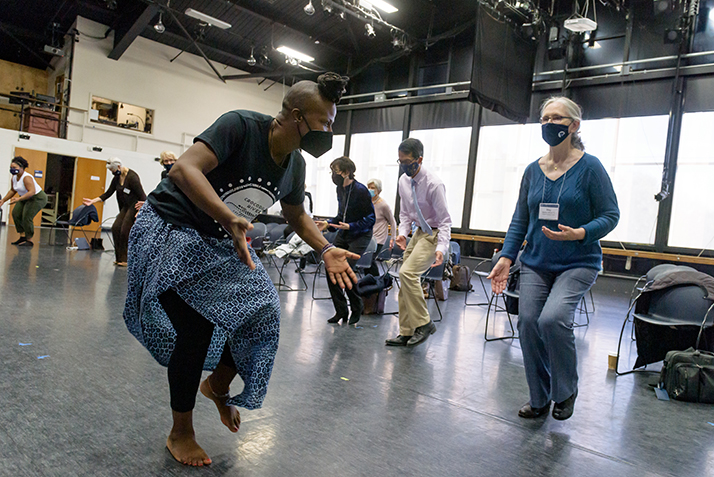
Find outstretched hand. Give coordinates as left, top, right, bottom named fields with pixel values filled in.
left=487, top=257, right=513, bottom=295
left=541, top=224, right=585, bottom=241
left=323, top=247, right=360, bottom=289
left=226, top=218, right=255, bottom=270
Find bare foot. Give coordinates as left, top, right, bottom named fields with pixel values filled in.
left=200, top=378, right=241, bottom=432
left=166, top=432, right=212, bottom=466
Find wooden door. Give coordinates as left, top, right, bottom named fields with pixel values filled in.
left=9, top=148, right=47, bottom=228
left=71, top=157, right=107, bottom=237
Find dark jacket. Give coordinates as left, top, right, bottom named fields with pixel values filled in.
left=328, top=180, right=375, bottom=239
left=99, top=169, right=147, bottom=210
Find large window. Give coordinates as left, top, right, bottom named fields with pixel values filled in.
left=265, top=135, right=345, bottom=217
left=669, top=112, right=714, bottom=250
left=410, top=127, right=471, bottom=227
left=469, top=116, right=668, bottom=244
left=347, top=131, right=403, bottom=215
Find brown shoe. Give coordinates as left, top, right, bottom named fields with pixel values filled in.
left=518, top=402, right=551, bottom=419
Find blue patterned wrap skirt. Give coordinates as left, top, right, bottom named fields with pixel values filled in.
left=123, top=203, right=280, bottom=410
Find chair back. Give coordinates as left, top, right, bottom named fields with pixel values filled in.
left=365, top=237, right=378, bottom=254
left=450, top=241, right=461, bottom=264
left=69, top=204, right=97, bottom=226
left=646, top=285, right=714, bottom=326
left=355, top=251, right=374, bottom=270
left=251, top=222, right=267, bottom=237
left=324, top=230, right=338, bottom=243
left=423, top=261, right=445, bottom=281
left=268, top=224, right=288, bottom=242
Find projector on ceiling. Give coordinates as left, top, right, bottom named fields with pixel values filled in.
left=564, top=17, right=598, bottom=33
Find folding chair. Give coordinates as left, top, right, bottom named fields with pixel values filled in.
left=482, top=252, right=520, bottom=341
left=354, top=238, right=378, bottom=277
left=247, top=222, right=267, bottom=255
left=615, top=266, right=714, bottom=375
left=50, top=204, right=98, bottom=246
left=420, top=262, right=446, bottom=322
left=311, top=231, right=338, bottom=300
left=267, top=232, right=309, bottom=292
left=374, top=235, right=393, bottom=274
left=465, top=252, right=503, bottom=307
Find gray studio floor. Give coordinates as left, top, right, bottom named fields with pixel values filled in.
left=1, top=225, right=713, bottom=477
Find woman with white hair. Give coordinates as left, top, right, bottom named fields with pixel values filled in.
left=488, top=96, right=619, bottom=421
left=83, top=157, right=146, bottom=266
left=365, top=178, right=397, bottom=276
left=160, top=151, right=178, bottom=179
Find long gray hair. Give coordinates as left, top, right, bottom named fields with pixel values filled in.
left=541, top=97, right=585, bottom=151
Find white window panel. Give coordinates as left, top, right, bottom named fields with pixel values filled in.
left=669, top=112, right=714, bottom=250
left=346, top=131, right=404, bottom=216
left=410, top=127, right=471, bottom=227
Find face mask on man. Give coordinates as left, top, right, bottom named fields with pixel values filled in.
left=399, top=161, right=420, bottom=177
left=10, top=168, right=20, bottom=175
left=298, top=113, right=333, bottom=158
left=541, top=123, right=570, bottom=147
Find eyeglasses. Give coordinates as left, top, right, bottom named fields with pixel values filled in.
left=396, top=159, right=417, bottom=165
left=540, top=115, right=574, bottom=124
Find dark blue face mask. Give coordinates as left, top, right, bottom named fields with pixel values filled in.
left=399, top=161, right=420, bottom=177
left=164, top=164, right=173, bottom=172
left=10, top=168, right=20, bottom=175
left=542, top=123, right=570, bottom=147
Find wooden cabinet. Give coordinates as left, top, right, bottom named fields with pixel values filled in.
left=21, top=107, right=60, bottom=137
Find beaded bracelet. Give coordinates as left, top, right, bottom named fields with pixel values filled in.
left=320, top=243, right=336, bottom=259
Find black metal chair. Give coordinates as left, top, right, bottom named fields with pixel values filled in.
left=482, top=252, right=519, bottom=342
left=354, top=237, right=378, bottom=277
left=465, top=253, right=502, bottom=307
left=267, top=232, right=309, bottom=292
left=615, top=267, right=714, bottom=375
left=421, top=261, right=446, bottom=322
left=50, top=204, right=98, bottom=246
left=311, top=231, right=338, bottom=300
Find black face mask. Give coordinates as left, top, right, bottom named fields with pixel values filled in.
left=10, top=168, right=20, bottom=175
left=164, top=164, right=173, bottom=172
left=399, top=161, right=420, bottom=177
left=298, top=115, right=333, bottom=158
left=113, top=169, right=122, bottom=177
left=331, top=172, right=344, bottom=187
left=542, top=123, right=570, bottom=147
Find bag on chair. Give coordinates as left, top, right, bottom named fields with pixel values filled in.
left=449, top=264, right=472, bottom=291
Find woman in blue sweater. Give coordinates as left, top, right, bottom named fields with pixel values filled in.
left=488, top=97, right=619, bottom=421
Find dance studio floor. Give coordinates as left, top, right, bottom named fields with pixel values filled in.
left=1, top=226, right=713, bottom=477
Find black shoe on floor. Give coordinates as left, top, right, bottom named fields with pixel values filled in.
left=18, top=240, right=34, bottom=247
left=348, top=313, right=361, bottom=325
left=385, top=335, right=412, bottom=346
left=518, top=402, right=551, bottom=419
left=327, top=314, right=347, bottom=324
left=552, top=390, right=578, bottom=421
left=407, top=321, right=437, bottom=347
left=11, top=237, right=27, bottom=245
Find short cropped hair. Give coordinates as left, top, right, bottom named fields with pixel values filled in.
left=367, top=178, right=382, bottom=192
left=398, top=138, right=424, bottom=160
left=330, top=156, right=356, bottom=179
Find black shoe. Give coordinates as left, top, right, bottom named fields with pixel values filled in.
left=407, top=321, right=437, bottom=347
left=348, top=312, right=361, bottom=325
left=11, top=237, right=26, bottom=245
left=327, top=314, right=347, bottom=324
left=518, top=402, right=551, bottom=419
left=18, top=240, right=34, bottom=247
left=552, top=390, right=578, bottom=421
left=385, top=335, right=412, bottom=346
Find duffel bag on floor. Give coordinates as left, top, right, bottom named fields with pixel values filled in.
left=660, top=348, right=714, bottom=403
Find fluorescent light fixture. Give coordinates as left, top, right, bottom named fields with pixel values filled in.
left=360, top=0, right=398, bottom=13
left=564, top=17, right=597, bottom=33
left=184, top=8, right=232, bottom=29
left=613, top=65, right=622, bottom=72
left=276, top=46, right=314, bottom=63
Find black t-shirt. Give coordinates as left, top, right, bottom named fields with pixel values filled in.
left=148, top=110, right=305, bottom=238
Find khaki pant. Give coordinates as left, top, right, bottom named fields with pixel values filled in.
left=398, top=229, right=438, bottom=336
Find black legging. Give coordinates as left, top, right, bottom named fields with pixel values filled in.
left=158, top=289, right=236, bottom=413
left=112, top=205, right=137, bottom=263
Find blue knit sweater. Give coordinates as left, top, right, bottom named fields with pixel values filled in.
left=501, top=153, right=620, bottom=273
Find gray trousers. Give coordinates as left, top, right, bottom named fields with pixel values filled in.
left=517, top=263, right=598, bottom=408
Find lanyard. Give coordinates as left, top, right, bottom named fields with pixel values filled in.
left=541, top=170, right=567, bottom=205
left=341, top=183, right=353, bottom=223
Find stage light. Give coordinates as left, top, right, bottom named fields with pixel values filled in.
left=247, top=46, right=257, bottom=66
left=304, top=0, right=316, bottom=15
left=154, top=13, right=165, bottom=33
left=184, top=8, right=232, bottom=29
left=276, top=46, right=315, bottom=63
left=360, top=0, right=398, bottom=13
left=365, top=23, right=376, bottom=38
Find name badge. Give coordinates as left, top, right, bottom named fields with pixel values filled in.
left=123, top=188, right=131, bottom=194
left=539, top=203, right=559, bottom=221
